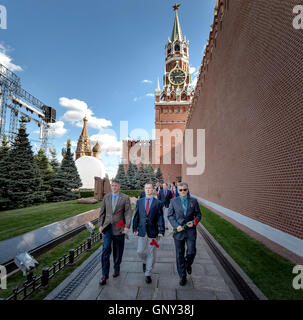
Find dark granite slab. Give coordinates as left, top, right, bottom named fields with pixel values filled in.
left=0, top=208, right=100, bottom=265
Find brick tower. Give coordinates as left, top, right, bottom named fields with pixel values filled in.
left=122, top=4, right=193, bottom=183
left=154, top=4, right=194, bottom=183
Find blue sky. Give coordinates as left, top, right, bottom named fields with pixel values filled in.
left=0, top=0, right=215, bottom=177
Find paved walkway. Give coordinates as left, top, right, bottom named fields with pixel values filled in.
left=45, top=221, right=250, bottom=300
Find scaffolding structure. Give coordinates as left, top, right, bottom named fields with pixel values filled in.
left=0, top=63, right=55, bottom=151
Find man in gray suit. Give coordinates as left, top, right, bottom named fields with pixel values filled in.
left=98, top=179, right=132, bottom=285
left=168, top=182, right=202, bottom=286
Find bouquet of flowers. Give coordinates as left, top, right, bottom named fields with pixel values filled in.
left=150, top=238, right=160, bottom=248
left=116, top=220, right=129, bottom=239
left=169, top=217, right=200, bottom=237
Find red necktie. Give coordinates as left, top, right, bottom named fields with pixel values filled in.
left=164, top=191, right=167, bottom=197
left=146, top=198, right=150, bottom=216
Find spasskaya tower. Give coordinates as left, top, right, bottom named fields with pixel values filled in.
left=154, top=4, right=194, bottom=182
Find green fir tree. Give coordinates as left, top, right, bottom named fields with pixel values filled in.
left=126, top=162, right=136, bottom=190
left=115, top=163, right=128, bottom=189
left=155, top=166, right=164, bottom=184
left=7, top=116, right=45, bottom=208
left=50, top=146, right=60, bottom=174
left=138, top=164, right=148, bottom=189
left=0, top=136, right=11, bottom=210
left=51, top=138, right=82, bottom=202
left=34, top=148, right=54, bottom=201
left=145, top=164, right=156, bottom=186
left=134, top=167, right=142, bottom=190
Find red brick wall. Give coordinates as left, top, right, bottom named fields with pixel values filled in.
left=182, top=0, right=303, bottom=239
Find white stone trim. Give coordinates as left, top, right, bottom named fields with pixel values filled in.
left=193, top=195, right=303, bottom=257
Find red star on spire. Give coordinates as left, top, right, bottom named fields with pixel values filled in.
left=173, top=3, right=180, bottom=11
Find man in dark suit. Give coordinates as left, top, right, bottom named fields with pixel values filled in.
left=133, top=182, right=165, bottom=284
left=168, top=182, right=202, bottom=286
left=98, top=180, right=132, bottom=285
left=157, top=183, right=173, bottom=229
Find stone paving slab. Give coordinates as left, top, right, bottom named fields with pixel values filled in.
left=46, top=222, right=244, bottom=300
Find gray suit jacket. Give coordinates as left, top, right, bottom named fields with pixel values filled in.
left=98, top=192, right=132, bottom=235
left=168, top=196, right=202, bottom=240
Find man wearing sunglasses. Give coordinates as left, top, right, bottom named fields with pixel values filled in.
left=168, top=182, right=202, bottom=286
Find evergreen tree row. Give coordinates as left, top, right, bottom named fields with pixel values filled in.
left=115, top=162, right=163, bottom=190
left=0, top=116, right=82, bottom=210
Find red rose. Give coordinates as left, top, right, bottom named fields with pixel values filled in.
left=194, top=217, right=199, bottom=226
left=150, top=239, right=159, bottom=248
left=116, top=220, right=125, bottom=228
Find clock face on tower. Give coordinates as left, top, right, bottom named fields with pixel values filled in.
left=169, top=67, right=187, bottom=86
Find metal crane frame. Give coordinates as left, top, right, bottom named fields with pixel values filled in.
left=0, top=63, right=55, bottom=151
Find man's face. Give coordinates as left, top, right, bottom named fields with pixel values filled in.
left=145, top=184, right=154, bottom=197
left=178, top=185, right=188, bottom=198
left=111, top=182, right=120, bottom=194
left=163, top=183, right=168, bottom=190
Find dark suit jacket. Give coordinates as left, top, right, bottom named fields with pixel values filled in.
left=139, top=191, right=145, bottom=199
left=157, top=189, right=173, bottom=208
left=132, top=197, right=165, bottom=238
left=168, top=196, right=202, bottom=240
left=98, top=192, right=132, bottom=235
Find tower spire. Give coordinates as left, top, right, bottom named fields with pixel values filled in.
left=171, top=4, right=183, bottom=42
left=76, top=115, right=92, bottom=160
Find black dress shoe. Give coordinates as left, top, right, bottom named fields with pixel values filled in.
left=186, top=263, right=192, bottom=275
left=143, top=263, right=146, bottom=273
left=179, top=277, right=187, bottom=286
left=145, top=276, right=152, bottom=284
left=99, top=275, right=109, bottom=285
left=112, top=270, right=120, bottom=278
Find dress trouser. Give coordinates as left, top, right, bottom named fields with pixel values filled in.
left=101, top=225, right=125, bottom=276
left=163, top=206, right=169, bottom=228
left=174, top=237, right=196, bottom=279
left=137, top=235, right=158, bottom=276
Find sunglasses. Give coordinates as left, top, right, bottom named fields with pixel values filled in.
left=178, top=188, right=188, bottom=192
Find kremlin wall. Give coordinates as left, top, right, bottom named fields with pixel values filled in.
left=182, top=0, right=303, bottom=259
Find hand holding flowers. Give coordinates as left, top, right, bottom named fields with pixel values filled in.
left=170, top=217, right=200, bottom=236
left=116, top=220, right=129, bottom=239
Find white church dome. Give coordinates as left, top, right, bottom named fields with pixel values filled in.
left=75, top=156, right=106, bottom=189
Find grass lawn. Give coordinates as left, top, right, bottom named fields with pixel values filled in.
left=0, top=200, right=102, bottom=242
left=0, top=228, right=102, bottom=300
left=200, top=204, right=303, bottom=300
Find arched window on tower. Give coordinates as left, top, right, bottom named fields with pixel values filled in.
left=174, top=43, right=180, bottom=52
left=167, top=45, right=171, bottom=55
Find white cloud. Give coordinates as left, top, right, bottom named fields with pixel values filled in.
left=192, top=77, right=198, bottom=88
left=133, top=96, right=143, bottom=102
left=48, top=121, right=67, bottom=138
left=146, top=93, right=154, bottom=97
left=189, top=67, right=196, bottom=75
left=70, top=140, right=77, bottom=147
left=142, top=80, right=152, bottom=84
left=90, top=133, right=122, bottom=156
left=0, top=44, right=22, bottom=72
left=189, top=66, right=199, bottom=88
left=59, top=97, right=112, bottom=130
